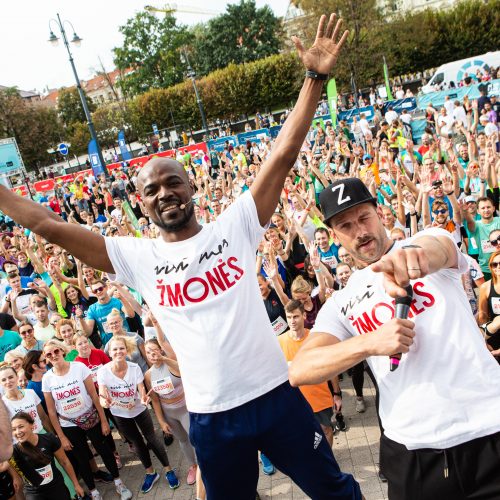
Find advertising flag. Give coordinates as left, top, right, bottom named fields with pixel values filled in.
left=118, top=130, right=131, bottom=161
left=383, top=56, right=394, bottom=101
left=327, top=78, right=338, bottom=127
left=88, top=139, right=105, bottom=177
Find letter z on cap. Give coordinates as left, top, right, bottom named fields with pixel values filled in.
left=319, top=178, right=377, bottom=223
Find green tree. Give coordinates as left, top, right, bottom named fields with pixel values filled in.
left=113, top=11, right=188, bottom=96
left=0, top=88, right=63, bottom=170
left=190, top=0, right=283, bottom=75
left=57, top=87, right=96, bottom=128
left=67, top=122, right=91, bottom=156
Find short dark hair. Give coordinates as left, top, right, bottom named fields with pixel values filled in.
left=285, top=299, right=304, bottom=314
left=314, top=227, right=329, bottom=237
left=478, top=197, right=494, bottom=207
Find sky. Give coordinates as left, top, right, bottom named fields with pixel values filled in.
left=1, top=0, right=290, bottom=92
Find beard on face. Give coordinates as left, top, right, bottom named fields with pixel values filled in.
left=151, top=203, right=195, bottom=232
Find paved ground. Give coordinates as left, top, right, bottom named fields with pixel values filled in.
left=97, top=376, right=387, bottom=499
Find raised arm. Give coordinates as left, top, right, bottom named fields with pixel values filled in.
left=250, top=14, right=348, bottom=225
left=0, top=185, right=114, bottom=273
left=0, top=400, right=12, bottom=461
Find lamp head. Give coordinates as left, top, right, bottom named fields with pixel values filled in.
left=48, top=31, right=59, bottom=46
left=71, top=33, right=82, bottom=46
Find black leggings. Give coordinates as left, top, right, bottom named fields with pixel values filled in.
left=114, top=409, right=169, bottom=469
left=352, top=362, right=365, bottom=398
left=63, top=422, right=119, bottom=490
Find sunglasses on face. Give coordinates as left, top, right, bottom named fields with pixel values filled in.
left=491, top=262, right=500, bottom=269
left=20, top=328, right=34, bottom=335
left=45, top=348, right=61, bottom=359
left=489, top=236, right=500, bottom=246
left=45, top=246, right=53, bottom=251
left=433, top=209, right=448, bottom=215
left=92, top=286, right=105, bottom=293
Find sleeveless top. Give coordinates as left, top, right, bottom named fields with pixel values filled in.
left=149, top=363, right=185, bottom=409
left=487, top=281, right=500, bottom=321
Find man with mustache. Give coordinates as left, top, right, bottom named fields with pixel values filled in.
left=290, top=177, right=500, bottom=500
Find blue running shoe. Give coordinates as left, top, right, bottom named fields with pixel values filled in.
left=141, top=471, right=159, bottom=493
left=166, top=469, right=180, bottom=489
left=260, top=453, right=276, bottom=475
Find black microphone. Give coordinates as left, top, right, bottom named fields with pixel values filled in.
left=390, top=284, right=413, bottom=372
left=179, top=199, right=193, bottom=210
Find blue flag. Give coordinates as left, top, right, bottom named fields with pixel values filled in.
left=118, top=130, right=131, bottom=161
left=88, top=139, right=105, bottom=177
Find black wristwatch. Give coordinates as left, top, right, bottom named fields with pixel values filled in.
left=305, top=70, right=328, bottom=81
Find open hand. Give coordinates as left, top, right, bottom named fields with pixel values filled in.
left=292, top=14, right=348, bottom=76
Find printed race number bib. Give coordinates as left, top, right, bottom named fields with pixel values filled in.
left=36, top=464, right=54, bottom=485
left=492, top=297, right=500, bottom=316
left=114, top=399, right=136, bottom=411
left=152, top=377, right=174, bottom=397
left=89, top=365, right=100, bottom=383
left=62, top=395, right=84, bottom=415
left=271, top=316, right=288, bottom=336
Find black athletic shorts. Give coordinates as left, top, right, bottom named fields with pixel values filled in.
left=380, top=431, right=500, bottom=500
left=314, top=407, right=334, bottom=429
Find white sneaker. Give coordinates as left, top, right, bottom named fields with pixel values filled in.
left=356, top=398, right=366, bottom=413
left=116, top=483, right=133, bottom=500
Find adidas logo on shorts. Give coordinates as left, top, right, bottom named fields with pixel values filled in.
left=313, top=432, right=322, bottom=449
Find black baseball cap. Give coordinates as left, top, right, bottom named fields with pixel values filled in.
left=319, top=178, right=376, bottom=223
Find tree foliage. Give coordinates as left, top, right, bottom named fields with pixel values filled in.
left=57, top=87, right=96, bottom=128
left=189, top=0, right=283, bottom=76
left=126, top=52, right=302, bottom=138
left=0, top=88, right=63, bottom=170
left=113, top=11, right=189, bottom=96
left=297, top=0, right=500, bottom=89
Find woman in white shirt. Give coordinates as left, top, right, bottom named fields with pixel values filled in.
left=97, top=335, right=179, bottom=494
left=1, top=365, right=52, bottom=434
left=144, top=338, right=198, bottom=486
left=42, top=339, right=131, bottom=500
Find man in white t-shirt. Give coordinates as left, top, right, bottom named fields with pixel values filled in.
left=290, top=177, right=500, bottom=500
left=0, top=15, right=362, bottom=500
left=384, top=106, right=398, bottom=126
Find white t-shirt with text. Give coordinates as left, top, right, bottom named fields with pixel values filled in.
left=312, top=228, right=500, bottom=450
left=105, top=191, right=288, bottom=413
left=97, top=361, right=145, bottom=418
left=42, top=362, right=94, bottom=427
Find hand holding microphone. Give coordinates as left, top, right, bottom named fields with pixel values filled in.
left=390, top=284, right=414, bottom=371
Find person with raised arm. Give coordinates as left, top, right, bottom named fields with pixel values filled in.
left=0, top=14, right=361, bottom=500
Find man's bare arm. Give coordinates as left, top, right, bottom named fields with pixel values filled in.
left=0, top=185, right=114, bottom=273
left=0, top=399, right=13, bottom=461
left=251, top=14, right=348, bottom=225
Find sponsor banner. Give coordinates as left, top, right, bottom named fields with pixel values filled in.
left=417, top=78, right=500, bottom=109
left=382, top=97, right=417, bottom=115
left=236, top=128, right=271, bottom=146
left=207, top=136, right=238, bottom=152
left=269, top=125, right=282, bottom=138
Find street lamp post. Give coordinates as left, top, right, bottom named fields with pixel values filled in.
left=180, top=50, right=210, bottom=139
left=48, top=14, right=107, bottom=177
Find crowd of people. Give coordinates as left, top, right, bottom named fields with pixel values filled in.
left=0, top=13, right=499, bottom=500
